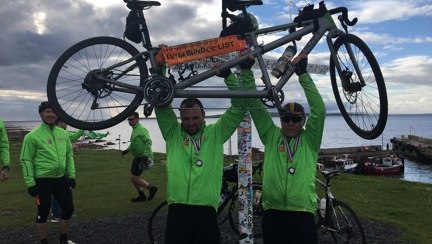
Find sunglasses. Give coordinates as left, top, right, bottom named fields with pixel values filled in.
left=127, top=118, right=137, bottom=121
left=281, top=115, right=303, bottom=123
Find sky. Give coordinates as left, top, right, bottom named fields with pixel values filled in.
left=0, top=0, right=431, bottom=122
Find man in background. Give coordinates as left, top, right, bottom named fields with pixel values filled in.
left=0, top=118, right=10, bottom=182
left=122, top=112, right=157, bottom=202
left=20, top=101, right=76, bottom=244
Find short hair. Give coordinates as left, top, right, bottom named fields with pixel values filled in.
left=38, top=101, right=52, bottom=113
left=131, top=112, right=139, bottom=119
left=179, top=98, right=204, bottom=112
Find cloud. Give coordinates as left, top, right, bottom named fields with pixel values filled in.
left=0, top=0, right=431, bottom=122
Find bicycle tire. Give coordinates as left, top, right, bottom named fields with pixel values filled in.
left=324, top=200, right=367, bottom=244
left=228, top=186, right=263, bottom=239
left=330, top=34, right=388, bottom=140
left=47, top=36, right=148, bottom=130
left=147, top=200, right=168, bottom=244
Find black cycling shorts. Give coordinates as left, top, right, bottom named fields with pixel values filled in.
left=34, top=177, right=74, bottom=223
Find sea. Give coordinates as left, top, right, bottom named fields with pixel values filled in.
left=6, top=114, right=432, bottom=184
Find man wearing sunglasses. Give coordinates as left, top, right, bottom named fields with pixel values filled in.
left=122, top=112, right=157, bottom=202
left=244, top=53, right=325, bottom=243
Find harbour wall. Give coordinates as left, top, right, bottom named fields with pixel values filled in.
left=391, top=135, right=432, bottom=163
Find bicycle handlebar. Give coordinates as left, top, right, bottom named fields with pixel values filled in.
left=329, top=7, right=358, bottom=26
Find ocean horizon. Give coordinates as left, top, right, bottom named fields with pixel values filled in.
left=5, top=114, right=432, bottom=184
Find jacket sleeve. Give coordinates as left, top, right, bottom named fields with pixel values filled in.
left=68, top=129, right=85, bottom=142
left=65, top=136, right=76, bottom=179
left=242, top=71, right=277, bottom=144
left=0, top=119, right=10, bottom=167
left=155, top=104, right=179, bottom=141
left=20, top=134, right=36, bottom=187
left=212, top=72, right=250, bottom=143
left=299, top=73, right=326, bottom=151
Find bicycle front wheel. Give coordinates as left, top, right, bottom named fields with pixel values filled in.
left=147, top=200, right=168, bottom=244
left=47, top=36, right=148, bottom=130
left=323, top=200, right=367, bottom=244
left=330, top=34, right=388, bottom=139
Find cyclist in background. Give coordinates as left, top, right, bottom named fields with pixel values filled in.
left=245, top=54, right=325, bottom=243
left=121, top=112, right=157, bottom=202
left=20, top=101, right=77, bottom=244
left=0, top=118, right=10, bottom=182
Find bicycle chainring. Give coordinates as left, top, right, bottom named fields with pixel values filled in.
left=143, top=76, right=175, bottom=107
left=260, top=87, right=285, bottom=109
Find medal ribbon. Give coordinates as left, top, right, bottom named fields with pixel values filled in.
left=283, top=135, right=300, bottom=162
left=188, top=135, right=202, bottom=155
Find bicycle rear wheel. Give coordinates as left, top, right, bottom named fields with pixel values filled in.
left=47, top=36, right=148, bottom=130
left=330, top=34, right=388, bottom=139
left=147, top=200, right=168, bottom=244
left=323, top=200, right=366, bottom=244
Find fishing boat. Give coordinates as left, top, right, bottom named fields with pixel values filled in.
left=329, top=154, right=358, bottom=173
left=363, top=153, right=404, bottom=175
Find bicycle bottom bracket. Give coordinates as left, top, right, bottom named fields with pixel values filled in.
left=143, top=76, right=175, bottom=107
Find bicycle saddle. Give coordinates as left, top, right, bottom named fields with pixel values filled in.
left=124, top=0, right=161, bottom=10
left=321, top=170, right=341, bottom=179
left=225, top=0, right=263, bottom=11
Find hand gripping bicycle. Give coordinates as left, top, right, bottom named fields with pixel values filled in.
left=47, top=0, right=387, bottom=139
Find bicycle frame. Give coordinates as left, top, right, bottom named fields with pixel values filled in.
left=98, top=11, right=344, bottom=102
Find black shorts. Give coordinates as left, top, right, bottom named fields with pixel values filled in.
left=131, top=157, right=146, bottom=176
left=166, top=204, right=221, bottom=244
left=35, top=177, right=74, bottom=223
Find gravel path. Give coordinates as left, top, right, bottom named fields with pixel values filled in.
left=1, top=213, right=403, bottom=244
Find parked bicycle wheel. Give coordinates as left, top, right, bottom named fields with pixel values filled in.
left=228, top=186, right=263, bottom=239
left=47, top=36, right=148, bottom=130
left=324, top=200, right=367, bottom=244
left=330, top=34, right=388, bottom=140
left=147, top=200, right=168, bottom=244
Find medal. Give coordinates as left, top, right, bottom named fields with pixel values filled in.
left=288, top=167, right=295, bottom=174
left=196, top=160, right=203, bottom=167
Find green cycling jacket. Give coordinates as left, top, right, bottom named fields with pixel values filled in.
left=126, top=123, right=153, bottom=159
left=0, top=119, right=10, bottom=167
left=155, top=72, right=248, bottom=211
left=247, top=73, right=326, bottom=213
left=20, top=122, right=75, bottom=187
left=67, top=129, right=85, bottom=142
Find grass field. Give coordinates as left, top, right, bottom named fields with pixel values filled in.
left=1, top=140, right=431, bottom=243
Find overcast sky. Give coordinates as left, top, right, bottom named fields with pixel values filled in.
left=1, top=0, right=431, bottom=122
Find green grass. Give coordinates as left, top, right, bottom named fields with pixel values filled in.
left=1, top=141, right=432, bottom=243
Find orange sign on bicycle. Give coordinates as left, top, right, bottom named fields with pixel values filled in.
left=162, top=35, right=245, bottom=66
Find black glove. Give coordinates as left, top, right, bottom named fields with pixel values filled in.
left=216, top=68, right=232, bottom=79
left=121, top=150, right=129, bottom=157
left=68, top=179, right=76, bottom=189
left=295, top=57, right=308, bottom=76
left=28, top=185, right=39, bottom=197
left=239, top=57, right=256, bottom=70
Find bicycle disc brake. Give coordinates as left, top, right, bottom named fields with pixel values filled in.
left=341, top=69, right=361, bottom=104
left=82, top=69, right=114, bottom=109
left=143, top=76, right=175, bottom=117
left=261, top=86, right=285, bottom=109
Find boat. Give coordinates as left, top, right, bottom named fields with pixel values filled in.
left=363, top=153, right=404, bottom=175
left=329, top=154, right=358, bottom=173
